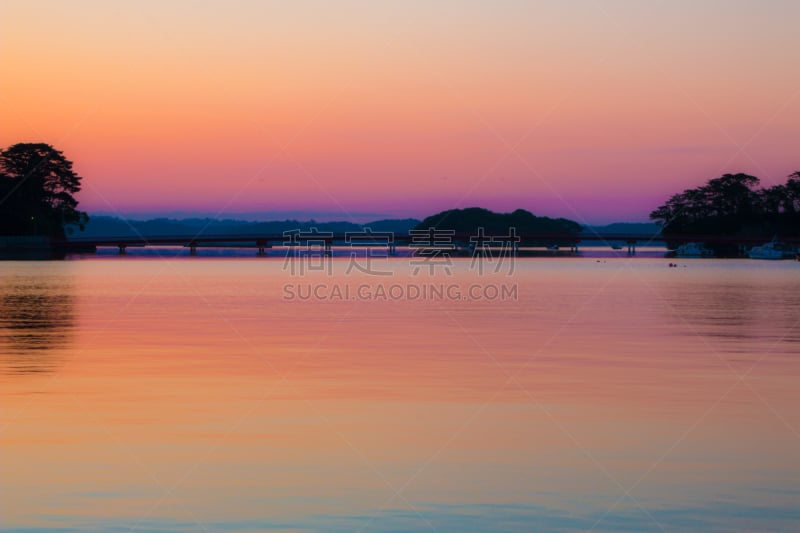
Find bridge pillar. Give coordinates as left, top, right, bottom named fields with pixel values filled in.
left=324, top=241, right=332, bottom=257
left=118, top=244, right=126, bottom=255
left=627, top=241, right=636, bottom=255
left=388, top=242, right=397, bottom=256
left=189, top=242, right=197, bottom=256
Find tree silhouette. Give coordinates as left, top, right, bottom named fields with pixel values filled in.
left=781, top=171, right=800, bottom=213
left=0, top=143, right=88, bottom=237
left=650, top=171, right=800, bottom=253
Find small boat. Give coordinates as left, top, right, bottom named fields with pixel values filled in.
left=748, top=240, right=794, bottom=260
left=674, top=242, right=714, bottom=258
left=610, top=243, right=623, bottom=250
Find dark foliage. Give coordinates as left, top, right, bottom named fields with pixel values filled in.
left=415, top=207, right=582, bottom=235
left=650, top=172, right=800, bottom=251
left=0, top=143, right=89, bottom=238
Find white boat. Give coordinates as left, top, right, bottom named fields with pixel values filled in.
left=748, top=240, right=794, bottom=260
left=674, top=242, right=714, bottom=258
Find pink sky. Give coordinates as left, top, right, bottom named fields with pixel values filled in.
left=1, top=1, right=798, bottom=223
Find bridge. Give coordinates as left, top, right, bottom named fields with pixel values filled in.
left=54, top=231, right=799, bottom=256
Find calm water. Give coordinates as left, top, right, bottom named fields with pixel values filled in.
left=1, top=256, right=799, bottom=532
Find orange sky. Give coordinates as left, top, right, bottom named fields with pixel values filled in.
left=1, top=1, right=798, bottom=223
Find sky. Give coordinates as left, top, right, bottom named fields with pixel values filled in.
left=1, top=0, right=798, bottom=224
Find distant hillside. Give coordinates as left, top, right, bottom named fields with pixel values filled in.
left=72, top=214, right=662, bottom=241
left=583, top=222, right=661, bottom=236
left=415, top=208, right=582, bottom=235
left=72, top=216, right=420, bottom=238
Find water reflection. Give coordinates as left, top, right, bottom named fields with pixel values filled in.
left=0, top=276, right=74, bottom=374
left=655, top=267, right=800, bottom=351
left=1, top=259, right=799, bottom=532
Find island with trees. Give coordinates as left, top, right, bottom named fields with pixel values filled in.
left=0, top=143, right=88, bottom=257
left=415, top=207, right=582, bottom=235
left=412, top=207, right=584, bottom=253
left=650, top=172, right=800, bottom=256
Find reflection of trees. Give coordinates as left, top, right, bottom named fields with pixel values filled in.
left=660, top=280, right=798, bottom=345
left=0, top=277, right=74, bottom=374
